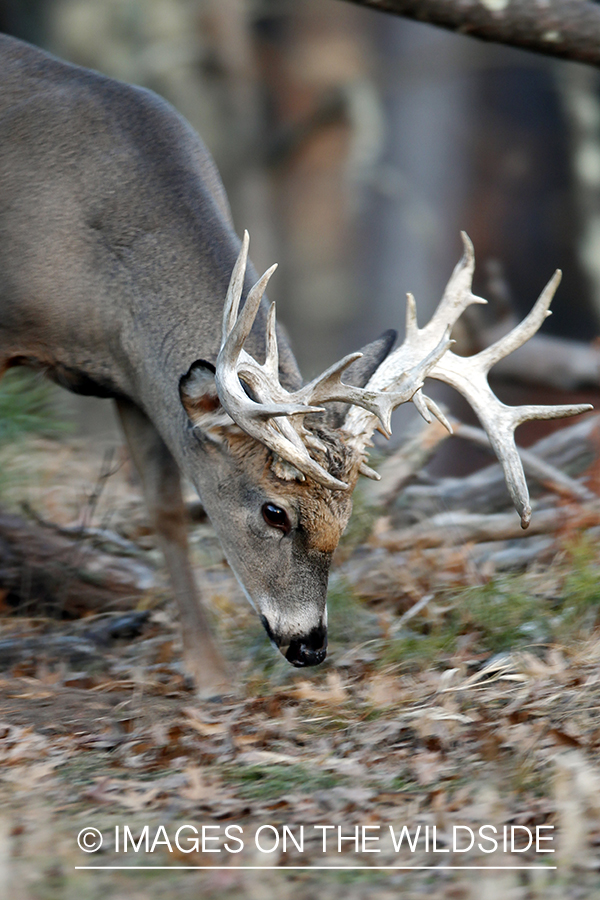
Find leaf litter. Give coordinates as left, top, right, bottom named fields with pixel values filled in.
left=0, top=419, right=599, bottom=896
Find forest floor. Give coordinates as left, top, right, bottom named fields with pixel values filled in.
left=1, top=415, right=600, bottom=900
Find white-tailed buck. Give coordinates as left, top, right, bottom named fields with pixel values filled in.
left=0, top=35, right=591, bottom=693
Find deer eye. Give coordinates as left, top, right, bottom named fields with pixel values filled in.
left=262, top=503, right=291, bottom=534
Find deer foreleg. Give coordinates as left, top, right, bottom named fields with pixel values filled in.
left=115, top=398, right=230, bottom=697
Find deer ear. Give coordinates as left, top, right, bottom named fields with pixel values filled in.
left=327, top=330, right=397, bottom=429
left=179, top=360, right=231, bottom=436
left=346, top=330, right=397, bottom=390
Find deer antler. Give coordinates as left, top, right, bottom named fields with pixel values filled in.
left=214, top=232, right=450, bottom=491
left=344, top=232, right=593, bottom=527
left=215, top=231, right=591, bottom=523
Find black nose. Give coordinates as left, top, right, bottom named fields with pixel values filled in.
left=285, top=627, right=328, bottom=667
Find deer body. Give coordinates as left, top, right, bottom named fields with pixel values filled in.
left=0, top=35, right=309, bottom=688
left=0, top=34, right=298, bottom=409
left=0, top=35, right=381, bottom=691
left=0, top=35, right=591, bottom=694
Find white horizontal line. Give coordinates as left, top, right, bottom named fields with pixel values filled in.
left=75, top=865, right=557, bottom=871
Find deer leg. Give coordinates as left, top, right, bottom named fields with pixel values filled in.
left=115, top=397, right=230, bottom=696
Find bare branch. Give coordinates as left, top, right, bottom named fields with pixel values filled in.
left=341, top=0, right=600, bottom=68
left=454, top=421, right=596, bottom=503
left=377, top=505, right=600, bottom=551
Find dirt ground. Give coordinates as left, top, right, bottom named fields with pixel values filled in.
left=1, top=433, right=600, bottom=900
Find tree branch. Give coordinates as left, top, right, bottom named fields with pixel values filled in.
left=340, top=0, right=600, bottom=68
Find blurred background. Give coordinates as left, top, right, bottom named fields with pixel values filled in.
left=1, top=0, right=600, bottom=469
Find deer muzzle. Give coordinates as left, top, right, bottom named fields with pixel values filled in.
left=260, top=616, right=328, bottom=667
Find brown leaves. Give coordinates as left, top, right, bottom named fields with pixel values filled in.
left=291, top=671, right=348, bottom=704
left=0, top=388, right=599, bottom=896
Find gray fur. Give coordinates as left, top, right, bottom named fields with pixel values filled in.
left=0, top=35, right=364, bottom=686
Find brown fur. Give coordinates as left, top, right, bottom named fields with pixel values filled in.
left=225, top=422, right=360, bottom=554
left=186, top=392, right=221, bottom=414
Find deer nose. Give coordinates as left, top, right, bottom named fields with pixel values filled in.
left=285, top=626, right=328, bottom=667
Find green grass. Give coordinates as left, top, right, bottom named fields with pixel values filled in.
left=455, top=579, right=551, bottom=651
left=0, top=368, right=68, bottom=497
left=388, top=774, right=421, bottom=792
left=379, top=536, right=600, bottom=670
left=337, top=483, right=379, bottom=557
left=222, top=762, right=343, bottom=800
left=327, top=574, right=380, bottom=646
left=381, top=628, right=459, bottom=668
left=557, top=537, right=600, bottom=632
left=0, top=368, right=66, bottom=445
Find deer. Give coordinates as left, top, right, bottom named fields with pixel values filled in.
left=0, top=34, right=592, bottom=695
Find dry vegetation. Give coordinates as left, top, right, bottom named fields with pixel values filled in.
left=0, top=375, right=600, bottom=899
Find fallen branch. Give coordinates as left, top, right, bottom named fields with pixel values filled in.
left=22, top=503, right=154, bottom=560
left=377, top=505, right=600, bottom=550
left=0, top=612, right=151, bottom=672
left=395, top=413, right=600, bottom=524
left=364, top=416, right=452, bottom=505
left=0, top=509, right=156, bottom=618
left=454, top=422, right=595, bottom=503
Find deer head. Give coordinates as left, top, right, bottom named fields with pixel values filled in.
left=180, top=231, right=591, bottom=667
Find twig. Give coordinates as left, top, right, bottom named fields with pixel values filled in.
left=392, top=592, right=434, bottom=631
left=21, top=503, right=151, bottom=560
left=78, top=448, right=120, bottom=533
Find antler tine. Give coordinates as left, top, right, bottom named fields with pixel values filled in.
left=445, top=371, right=591, bottom=527
left=344, top=234, right=484, bottom=437
left=296, top=329, right=453, bottom=437
left=219, top=263, right=278, bottom=370
left=216, top=232, right=592, bottom=504
left=222, top=230, right=250, bottom=345
left=264, top=302, right=279, bottom=378
left=477, top=269, right=560, bottom=372
left=426, top=232, right=487, bottom=337
left=217, top=250, right=323, bottom=420
left=217, top=233, right=463, bottom=490
left=430, top=266, right=592, bottom=525
left=411, top=389, right=454, bottom=431
left=215, top=234, right=345, bottom=490
left=405, top=292, right=419, bottom=337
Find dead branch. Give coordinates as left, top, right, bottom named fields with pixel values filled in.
left=364, top=416, right=452, bottom=505
left=377, top=504, right=600, bottom=550
left=454, top=422, right=596, bottom=503
left=22, top=503, right=153, bottom=560
left=341, top=0, right=600, bottom=68
left=394, top=413, right=600, bottom=524
left=459, top=304, right=600, bottom=392
left=0, top=509, right=155, bottom=618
